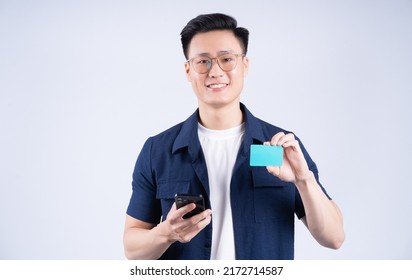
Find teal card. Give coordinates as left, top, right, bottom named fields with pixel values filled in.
left=250, top=145, right=283, bottom=166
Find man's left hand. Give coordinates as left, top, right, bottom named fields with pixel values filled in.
left=264, top=132, right=312, bottom=184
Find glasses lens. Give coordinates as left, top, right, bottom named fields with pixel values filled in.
left=192, top=56, right=211, bottom=74
left=190, top=54, right=241, bottom=73
left=217, top=54, right=238, bottom=71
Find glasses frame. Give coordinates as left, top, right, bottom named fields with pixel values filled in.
left=186, top=53, right=245, bottom=74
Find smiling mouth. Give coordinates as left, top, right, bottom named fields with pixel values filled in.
left=207, top=83, right=228, bottom=89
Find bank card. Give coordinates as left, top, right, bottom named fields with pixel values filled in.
left=250, top=144, right=283, bottom=166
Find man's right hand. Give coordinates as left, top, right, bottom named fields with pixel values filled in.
left=123, top=203, right=211, bottom=260
left=160, top=202, right=212, bottom=244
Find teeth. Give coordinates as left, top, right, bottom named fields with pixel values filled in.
left=208, top=83, right=227, bottom=89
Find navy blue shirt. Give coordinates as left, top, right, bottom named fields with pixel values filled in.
left=127, top=103, right=330, bottom=260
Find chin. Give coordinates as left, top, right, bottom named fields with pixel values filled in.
left=201, top=98, right=240, bottom=109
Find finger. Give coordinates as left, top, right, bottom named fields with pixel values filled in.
left=282, top=139, right=302, bottom=154
left=267, top=166, right=280, bottom=177
left=191, top=211, right=212, bottom=230
left=270, top=132, right=285, bottom=146
left=180, top=209, right=211, bottom=229
left=282, top=139, right=299, bottom=148
left=166, top=208, right=201, bottom=237
left=277, top=133, right=295, bottom=146
left=192, top=209, right=212, bottom=223
left=179, top=211, right=212, bottom=243
left=166, top=203, right=177, bottom=219
left=178, top=210, right=212, bottom=242
left=172, top=203, right=197, bottom=220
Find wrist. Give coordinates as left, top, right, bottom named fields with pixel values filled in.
left=154, top=221, right=176, bottom=246
left=295, top=171, right=316, bottom=190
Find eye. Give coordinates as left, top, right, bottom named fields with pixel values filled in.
left=197, top=59, right=210, bottom=65
left=193, top=57, right=211, bottom=65
left=220, top=55, right=235, bottom=64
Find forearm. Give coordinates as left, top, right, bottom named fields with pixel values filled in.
left=296, top=172, right=345, bottom=249
left=123, top=223, right=173, bottom=260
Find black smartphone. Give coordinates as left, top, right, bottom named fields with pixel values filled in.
left=175, top=194, right=205, bottom=219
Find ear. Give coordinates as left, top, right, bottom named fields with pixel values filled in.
left=242, top=56, right=250, bottom=77
left=184, top=62, right=191, bottom=82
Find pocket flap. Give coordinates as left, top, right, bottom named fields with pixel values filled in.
left=156, top=181, right=191, bottom=199
left=252, top=168, right=289, bottom=188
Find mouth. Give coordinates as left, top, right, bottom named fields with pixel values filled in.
left=206, top=83, right=229, bottom=89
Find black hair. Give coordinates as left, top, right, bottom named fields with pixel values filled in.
left=180, top=13, right=249, bottom=59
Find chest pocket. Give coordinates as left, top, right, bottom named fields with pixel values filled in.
left=252, top=168, right=295, bottom=222
left=156, top=180, right=191, bottom=199
left=156, top=181, right=191, bottom=220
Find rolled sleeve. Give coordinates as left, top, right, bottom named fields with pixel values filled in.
left=126, top=137, right=162, bottom=224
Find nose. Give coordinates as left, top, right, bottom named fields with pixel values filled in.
left=208, top=58, right=224, bottom=77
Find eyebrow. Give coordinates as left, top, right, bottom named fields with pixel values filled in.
left=196, top=50, right=234, bottom=57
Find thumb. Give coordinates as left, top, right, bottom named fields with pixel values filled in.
left=267, top=166, right=280, bottom=177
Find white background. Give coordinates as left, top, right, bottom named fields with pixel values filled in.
left=1, top=0, right=411, bottom=259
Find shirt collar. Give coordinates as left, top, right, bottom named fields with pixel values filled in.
left=172, top=103, right=267, bottom=154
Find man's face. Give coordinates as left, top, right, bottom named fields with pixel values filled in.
left=185, top=30, right=249, bottom=109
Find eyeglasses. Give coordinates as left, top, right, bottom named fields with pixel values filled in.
left=186, top=53, right=245, bottom=74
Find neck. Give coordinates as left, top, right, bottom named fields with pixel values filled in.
left=198, top=102, right=243, bottom=130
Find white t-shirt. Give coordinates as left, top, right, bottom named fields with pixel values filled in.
left=198, top=122, right=245, bottom=260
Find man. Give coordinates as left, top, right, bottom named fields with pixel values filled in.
left=124, top=13, right=345, bottom=260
